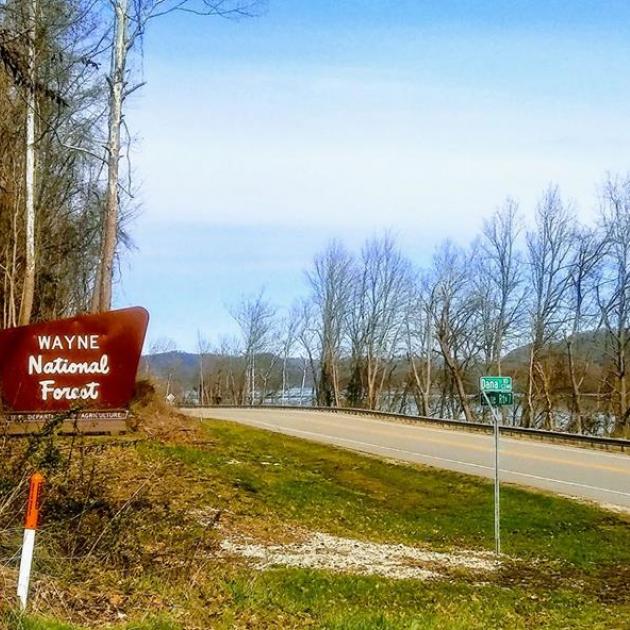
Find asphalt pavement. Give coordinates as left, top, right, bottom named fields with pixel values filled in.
left=182, top=407, right=630, bottom=510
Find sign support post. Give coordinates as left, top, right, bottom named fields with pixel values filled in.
left=17, top=472, right=44, bottom=610
left=482, top=389, right=501, bottom=557
left=479, top=376, right=512, bottom=558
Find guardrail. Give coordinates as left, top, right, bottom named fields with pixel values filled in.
left=181, top=404, right=630, bottom=452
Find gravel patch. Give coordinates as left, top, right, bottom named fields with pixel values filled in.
left=220, top=532, right=499, bottom=580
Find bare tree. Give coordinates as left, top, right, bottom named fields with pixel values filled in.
left=145, top=335, right=176, bottom=376
left=597, top=175, right=630, bottom=436
left=428, top=240, right=480, bottom=422
left=295, top=297, right=318, bottom=406
left=1, top=0, right=105, bottom=325
left=18, top=0, right=36, bottom=325
left=523, top=186, right=574, bottom=429
left=404, top=272, right=435, bottom=416
left=563, top=225, right=604, bottom=433
left=306, top=240, right=353, bottom=406
left=92, top=0, right=261, bottom=312
left=347, top=234, right=412, bottom=409
left=230, top=289, right=276, bottom=405
left=475, top=198, right=525, bottom=373
left=196, top=329, right=211, bottom=405
left=212, top=334, right=244, bottom=404
left=146, top=336, right=178, bottom=397
left=278, top=303, right=301, bottom=405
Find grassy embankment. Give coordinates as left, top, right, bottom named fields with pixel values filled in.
left=0, top=400, right=628, bottom=629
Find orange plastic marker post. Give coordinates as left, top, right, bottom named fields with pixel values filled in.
left=24, top=472, right=44, bottom=530
left=17, top=472, right=44, bottom=610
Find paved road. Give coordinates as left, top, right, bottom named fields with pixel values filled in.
left=182, top=407, right=630, bottom=510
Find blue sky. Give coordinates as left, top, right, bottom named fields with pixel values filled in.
left=118, top=0, right=630, bottom=351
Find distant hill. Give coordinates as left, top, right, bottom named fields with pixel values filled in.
left=141, top=351, right=209, bottom=383
left=143, top=329, right=614, bottom=389
left=141, top=351, right=312, bottom=388
left=503, top=329, right=612, bottom=366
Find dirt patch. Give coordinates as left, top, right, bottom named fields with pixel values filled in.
left=220, top=531, right=499, bottom=581
left=594, top=563, right=630, bottom=604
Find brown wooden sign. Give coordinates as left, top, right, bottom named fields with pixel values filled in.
left=0, top=307, right=149, bottom=433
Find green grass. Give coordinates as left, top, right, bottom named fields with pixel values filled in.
left=7, top=570, right=628, bottom=630
left=218, top=568, right=626, bottom=630
left=151, top=420, right=630, bottom=569
left=2, top=616, right=180, bottom=630
left=2, top=416, right=629, bottom=629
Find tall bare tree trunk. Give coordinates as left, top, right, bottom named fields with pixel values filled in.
left=19, top=0, right=37, bottom=325
left=437, top=334, right=473, bottom=422
left=199, top=356, right=205, bottom=405
left=93, top=0, right=127, bottom=312
left=566, top=338, right=584, bottom=433
left=535, top=362, right=553, bottom=430
left=281, top=352, right=288, bottom=404
left=6, top=196, right=21, bottom=327
left=617, top=330, right=628, bottom=435
left=523, top=345, right=536, bottom=428
left=249, top=354, right=255, bottom=405
left=421, top=319, right=432, bottom=415
left=366, top=354, right=379, bottom=410
left=299, top=359, right=306, bottom=406
left=409, top=356, right=430, bottom=416
left=409, top=355, right=432, bottom=416
left=331, top=357, right=341, bottom=406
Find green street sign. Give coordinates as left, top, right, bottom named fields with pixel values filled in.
left=480, top=376, right=512, bottom=392
left=480, top=391, right=513, bottom=406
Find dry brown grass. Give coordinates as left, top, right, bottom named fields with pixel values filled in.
left=129, top=379, right=203, bottom=443
left=0, top=382, right=222, bottom=626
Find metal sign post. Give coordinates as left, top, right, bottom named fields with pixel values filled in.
left=482, top=389, right=501, bottom=557
left=479, top=376, right=513, bottom=558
